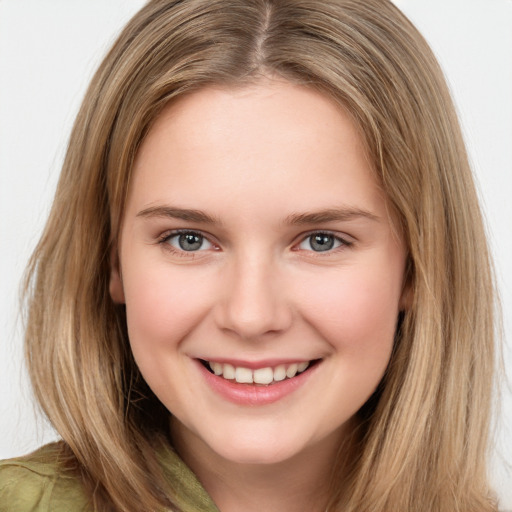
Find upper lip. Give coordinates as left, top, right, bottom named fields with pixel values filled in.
left=197, top=358, right=317, bottom=370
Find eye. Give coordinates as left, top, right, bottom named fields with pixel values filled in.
left=298, top=233, right=345, bottom=252
left=166, top=231, right=213, bottom=252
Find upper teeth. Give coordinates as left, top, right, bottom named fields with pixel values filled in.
left=208, top=361, right=310, bottom=385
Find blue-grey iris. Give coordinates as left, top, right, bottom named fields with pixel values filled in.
left=179, top=233, right=203, bottom=251
left=310, top=234, right=335, bottom=251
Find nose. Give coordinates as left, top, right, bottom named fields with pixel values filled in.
left=214, top=254, right=293, bottom=340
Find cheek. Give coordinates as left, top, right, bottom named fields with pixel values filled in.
left=121, top=263, right=218, bottom=409
left=298, top=262, right=403, bottom=356
left=122, top=262, right=215, bottom=351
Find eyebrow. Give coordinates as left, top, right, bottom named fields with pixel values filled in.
left=284, top=207, right=379, bottom=225
left=136, top=205, right=379, bottom=225
left=137, top=206, right=220, bottom=224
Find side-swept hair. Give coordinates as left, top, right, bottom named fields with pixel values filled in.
left=24, top=0, right=497, bottom=510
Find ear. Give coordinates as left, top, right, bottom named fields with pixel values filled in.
left=109, top=248, right=125, bottom=304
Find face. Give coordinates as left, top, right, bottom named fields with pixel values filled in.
left=111, top=80, right=408, bottom=467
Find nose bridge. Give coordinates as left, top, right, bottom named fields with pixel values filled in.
left=216, top=249, right=291, bottom=339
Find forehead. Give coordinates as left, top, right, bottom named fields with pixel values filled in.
left=127, top=80, right=385, bottom=222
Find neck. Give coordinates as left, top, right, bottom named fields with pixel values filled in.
left=171, top=419, right=359, bottom=512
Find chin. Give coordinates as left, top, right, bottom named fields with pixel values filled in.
left=199, top=427, right=317, bottom=466
left=217, top=444, right=302, bottom=466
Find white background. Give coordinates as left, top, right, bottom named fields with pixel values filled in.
left=1, top=0, right=511, bottom=508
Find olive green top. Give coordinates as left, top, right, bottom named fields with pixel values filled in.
left=0, top=443, right=219, bottom=511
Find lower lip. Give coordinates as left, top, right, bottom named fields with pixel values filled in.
left=196, top=360, right=318, bottom=406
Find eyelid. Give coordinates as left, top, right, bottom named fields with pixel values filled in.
left=155, top=228, right=352, bottom=255
left=293, top=230, right=353, bottom=252
left=158, top=229, right=220, bottom=253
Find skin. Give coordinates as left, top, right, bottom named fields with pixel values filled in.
left=110, top=79, right=408, bottom=512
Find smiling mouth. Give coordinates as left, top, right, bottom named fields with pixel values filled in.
left=200, top=359, right=320, bottom=386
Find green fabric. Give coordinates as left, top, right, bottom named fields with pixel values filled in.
left=0, top=443, right=219, bottom=512
left=158, top=444, right=220, bottom=512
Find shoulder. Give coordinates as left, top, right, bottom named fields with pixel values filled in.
left=0, top=443, right=91, bottom=512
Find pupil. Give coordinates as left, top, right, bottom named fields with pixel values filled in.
left=179, top=233, right=202, bottom=251
left=311, top=234, right=334, bottom=251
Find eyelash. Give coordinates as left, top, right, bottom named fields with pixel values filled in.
left=295, top=231, right=352, bottom=254
left=158, top=229, right=353, bottom=257
left=157, top=230, right=216, bottom=257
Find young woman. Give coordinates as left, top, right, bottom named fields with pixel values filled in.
left=0, top=1, right=500, bottom=511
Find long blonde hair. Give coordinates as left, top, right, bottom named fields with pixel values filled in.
left=24, top=0, right=498, bottom=510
